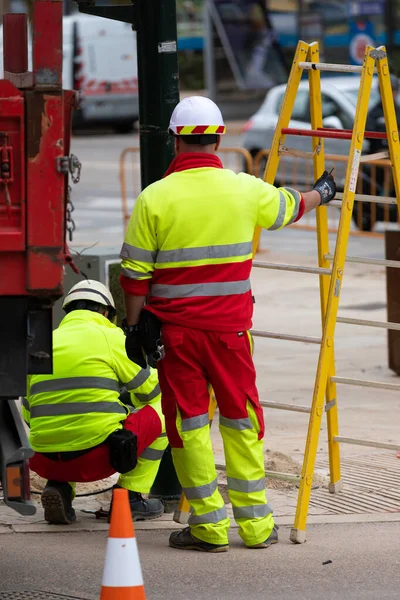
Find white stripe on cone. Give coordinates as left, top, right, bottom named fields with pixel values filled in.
left=101, top=537, right=144, bottom=587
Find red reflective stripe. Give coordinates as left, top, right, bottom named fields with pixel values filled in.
left=146, top=292, right=253, bottom=331
left=120, top=274, right=150, bottom=296
left=216, top=125, right=225, bottom=134
left=176, top=126, right=184, bottom=134
left=191, top=125, right=208, bottom=134
left=152, top=260, right=252, bottom=286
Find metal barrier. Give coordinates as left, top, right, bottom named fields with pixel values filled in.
left=119, top=147, right=254, bottom=231
left=254, top=149, right=398, bottom=235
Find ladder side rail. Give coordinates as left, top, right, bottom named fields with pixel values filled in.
left=291, top=46, right=376, bottom=545
left=307, top=42, right=342, bottom=499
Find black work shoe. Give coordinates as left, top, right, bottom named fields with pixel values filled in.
left=247, top=525, right=279, bottom=549
left=169, top=527, right=229, bottom=553
left=41, top=481, right=76, bottom=525
left=110, top=486, right=164, bottom=522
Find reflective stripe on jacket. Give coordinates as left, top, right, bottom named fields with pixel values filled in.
left=120, top=167, right=301, bottom=331
left=26, top=310, right=161, bottom=453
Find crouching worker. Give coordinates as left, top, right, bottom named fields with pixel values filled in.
left=22, top=280, right=168, bottom=524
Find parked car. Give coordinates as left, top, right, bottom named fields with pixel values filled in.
left=241, top=77, right=397, bottom=230
left=0, top=13, right=139, bottom=133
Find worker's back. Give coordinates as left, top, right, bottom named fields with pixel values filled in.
left=27, top=310, right=127, bottom=453
left=122, top=165, right=299, bottom=331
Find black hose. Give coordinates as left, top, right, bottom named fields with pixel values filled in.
left=31, top=485, right=114, bottom=498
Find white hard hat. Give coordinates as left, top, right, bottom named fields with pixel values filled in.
left=62, top=279, right=116, bottom=313
left=169, top=96, right=226, bottom=136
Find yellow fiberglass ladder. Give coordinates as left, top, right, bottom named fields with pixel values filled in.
left=173, top=41, right=400, bottom=540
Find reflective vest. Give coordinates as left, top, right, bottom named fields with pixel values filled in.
left=24, top=310, right=161, bottom=453
left=120, top=167, right=301, bottom=331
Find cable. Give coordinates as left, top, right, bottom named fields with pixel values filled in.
left=31, top=485, right=114, bottom=498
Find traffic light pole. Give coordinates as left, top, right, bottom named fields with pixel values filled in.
left=135, top=0, right=180, bottom=188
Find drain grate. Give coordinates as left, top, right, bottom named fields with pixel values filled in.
left=0, top=593, right=89, bottom=599
left=311, top=453, right=400, bottom=515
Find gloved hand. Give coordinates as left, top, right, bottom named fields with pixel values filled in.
left=313, top=170, right=336, bottom=204
left=122, top=320, right=147, bottom=369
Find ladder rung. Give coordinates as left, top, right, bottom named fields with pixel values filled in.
left=337, top=316, right=400, bottom=331
left=260, top=400, right=311, bottom=414
left=333, top=436, right=400, bottom=451
left=281, top=127, right=388, bottom=141
left=331, top=376, right=400, bottom=392
left=324, top=253, right=400, bottom=269
left=215, top=462, right=301, bottom=482
left=253, top=261, right=331, bottom=276
left=251, top=329, right=321, bottom=344
left=334, top=192, right=397, bottom=205
left=298, top=61, right=377, bottom=74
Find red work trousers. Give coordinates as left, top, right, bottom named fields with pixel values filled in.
left=157, top=325, right=264, bottom=447
left=29, top=405, right=161, bottom=483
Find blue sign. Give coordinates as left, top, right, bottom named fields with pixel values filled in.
left=348, top=1, right=385, bottom=17
left=349, top=20, right=375, bottom=65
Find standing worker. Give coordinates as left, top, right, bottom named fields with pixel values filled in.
left=120, top=96, right=336, bottom=552
left=23, top=280, right=168, bottom=524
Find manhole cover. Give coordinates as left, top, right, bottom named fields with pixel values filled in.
left=0, top=593, right=89, bottom=599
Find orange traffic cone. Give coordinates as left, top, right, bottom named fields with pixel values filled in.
left=100, top=488, right=146, bottom=599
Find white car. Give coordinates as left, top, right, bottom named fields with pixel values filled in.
left=242, top=76, right=380, bottom=185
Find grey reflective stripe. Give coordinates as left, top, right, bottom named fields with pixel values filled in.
left=189, top=506, right=228, bottom=525
left=120, top=242, right=157, bottom=264
left=268, top=191, right=287, bottom=231
left=219, top=416, right=253, bottom=430
left=30, top=377, right=120, bottom=395
left=136, top=383, right=161, bottom=403
left=22, top=397, right=30, bottom=411
left=30, top=401, right=127, bottom=418
left=125, top=368, right=151, bottom=391
left=151, top=279, right=251, bottom=299
left=181, top=413, right=210, bottom=431
left=233, top=503, right=273, bottom=519
left=283, top=187, right=302, bottom=226
left=159, top=432, right=168, bottom=437
left=156, top=241, right=253, bottom=264
left=121, top=266, right=153, bottom=280
left=183, top=478, right=218, bottom=500
left=140, top=447, right=165, bottom=461
left=227, top=477, right=265, bottom=493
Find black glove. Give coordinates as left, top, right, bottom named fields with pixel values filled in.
left=122, top=320, right=147, bottom=369
left=313, top=170, right=336, bottom=205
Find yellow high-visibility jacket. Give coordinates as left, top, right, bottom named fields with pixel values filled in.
left=120, top=166, right=302, bottom=331
left=23, top=310, right=162, bottom=453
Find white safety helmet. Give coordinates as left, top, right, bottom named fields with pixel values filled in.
left=62, top=279, right=116, bottom=320
left=169, top=96, right=226, bottom=136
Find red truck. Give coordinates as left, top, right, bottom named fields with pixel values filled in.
left=0, top=1, right=77, bottom=515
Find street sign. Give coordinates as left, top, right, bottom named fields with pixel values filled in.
left=349, top=20, right=375, bottom=66
left=348, top=1, right=384, bottom=18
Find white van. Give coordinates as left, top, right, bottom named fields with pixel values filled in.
left=0, top=13, right=139, bottom=133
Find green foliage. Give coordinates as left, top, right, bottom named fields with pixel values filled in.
left=179, top=50, right=204, bottom=90
left=108, top=262, right=124, bottom=327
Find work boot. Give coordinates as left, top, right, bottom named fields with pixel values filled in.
left=148, top=493, right=181, bottom=514
left=169, top=527, right=229, bottom=553
left=41, top=481, right=76, bottom=525
left=110, top=486, right=164, bottom=522
left=246, top=525, right=279, bottom=549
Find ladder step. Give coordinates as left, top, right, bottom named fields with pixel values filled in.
left=331, top=376, right=400, bottom=392
left=253, top=261, right=331, bottom=275
left=337, top=316, right=400, bottom=331
left=324, top=253, right=400, bottom=269
left=333, top=436, right=400, bottom=451
left=215, top=462, right=301, bottom=482
left=334, top=192, right=397, bottom=205
left=298, top=61, right=378, bottom=74
left=251, top=329, right=321, bottom=344
left=281, top=127, right=387, bottom=141
left=260, top=400, right=311, bottom=414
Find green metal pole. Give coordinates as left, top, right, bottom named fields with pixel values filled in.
left=136, top=0, right=181, bottom=502
left=135, top=0, right=180, bottom=188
